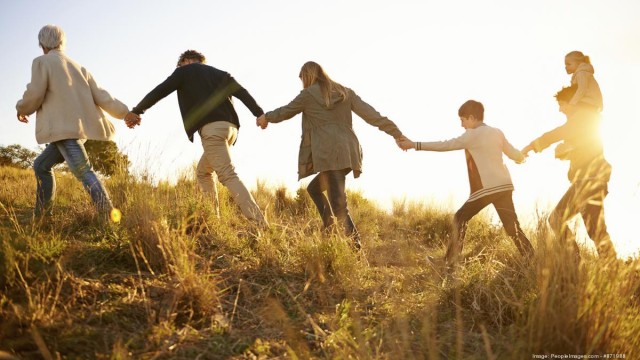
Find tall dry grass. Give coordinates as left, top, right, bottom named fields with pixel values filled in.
left=0, top=165, right=638, bottom=359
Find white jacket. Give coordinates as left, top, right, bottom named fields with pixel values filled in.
left=16, top=50, right=128, bottom=144
left=416, top=124, right=524, bottom=202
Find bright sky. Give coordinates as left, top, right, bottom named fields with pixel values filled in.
left=2, top=0, right=640, bottom=258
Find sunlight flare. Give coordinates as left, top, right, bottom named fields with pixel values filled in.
left=110, top=208, right=122, bottom=223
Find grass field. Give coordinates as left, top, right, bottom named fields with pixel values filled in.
left=1, top=166, right=638, bottom=359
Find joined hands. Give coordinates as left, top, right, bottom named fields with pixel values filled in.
left=125, top=112, right=141, bottom=129
left=256, top=114, right=268, bottom=129
left=395, top=135, right=415, bottom=151
left=520, top=144, right=534, bottom=157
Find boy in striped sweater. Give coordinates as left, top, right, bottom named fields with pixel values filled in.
left=397, top=100, right=534, bottom=267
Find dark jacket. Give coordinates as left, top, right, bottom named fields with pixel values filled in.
left=265, top=83, right=403, bottom=180
left=132, top=63, right=263, bottom=142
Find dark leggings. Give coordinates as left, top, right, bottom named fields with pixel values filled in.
left=306, top=169, right=359, bottom=239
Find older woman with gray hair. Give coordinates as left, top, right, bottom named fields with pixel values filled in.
left=16, top=25, right=138, bottom=219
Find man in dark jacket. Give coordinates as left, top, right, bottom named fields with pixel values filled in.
left=126, top=50, right=267, bottom=226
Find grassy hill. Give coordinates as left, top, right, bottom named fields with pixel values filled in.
left=0, top=166, right=638, bottom=359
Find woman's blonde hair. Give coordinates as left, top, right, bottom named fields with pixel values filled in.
left=299, top=61, right=348, bottom=106
left=565, top=50, right=591, bottom=65
left=38, top=24, right=65, bottom=50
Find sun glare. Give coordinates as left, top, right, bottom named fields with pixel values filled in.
left=110, top=208, right=122, bottom=224
left=599, top=109, right=640, bottom=259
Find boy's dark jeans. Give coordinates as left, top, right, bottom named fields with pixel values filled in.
left=446, top=190, right=533, bottom=264
left=307, top=169, right=360, bottom=243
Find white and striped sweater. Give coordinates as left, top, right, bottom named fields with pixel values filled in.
left=415, top=124, right=525, bottom=202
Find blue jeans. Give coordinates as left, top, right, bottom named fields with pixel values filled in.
left=33, top=139, right=113, bottom=216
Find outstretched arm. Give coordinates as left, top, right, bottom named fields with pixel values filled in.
left=264, top=90, right=307, bottom=124
left=229, top=76, right=264, bottom=117
left=350, top=90, right=403, bottom=139
left=501, top=132, right=526, bottom=164
left=522, top=122, right=570, bottom=156
left=86, top=70, right=129, bottom=120
left=131, top=70, right=181, bottom=116
left=409, top=131, right=472, bottom=152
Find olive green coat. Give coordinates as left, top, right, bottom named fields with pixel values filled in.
left=265, top=83, right=403, bottom=180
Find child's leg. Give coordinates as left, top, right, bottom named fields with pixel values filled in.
left=446, top=197, right=491, bottom=265
left=492, top=191, right=534, bottom=257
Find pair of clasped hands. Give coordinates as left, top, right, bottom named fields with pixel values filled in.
left=256, top=114, right=268, bottom=129
left=396, top=136, right=416, bottom=151
left=124, top=112, right=142, bottom=128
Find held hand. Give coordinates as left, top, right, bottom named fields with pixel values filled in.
left=396, top=136, right=415, bottom=151
left=124, top=112, right=141, bottom=129
left=17, top=112, right=29, bottom=123
left=521, top=144, right=534, bottom=156
left=256, top=114, right=268, bottom=130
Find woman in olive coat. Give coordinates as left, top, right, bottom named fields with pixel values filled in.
left=257, top=61, right=405, bottom=248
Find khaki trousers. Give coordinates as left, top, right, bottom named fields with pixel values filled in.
left=197, top=121, right=266, bottom=225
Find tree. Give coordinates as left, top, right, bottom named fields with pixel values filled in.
left=0, top=141, right=129, bottom=177
left=0, top=144, right=38, bottom=169
left=84, top=140, right=130, bottom=176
